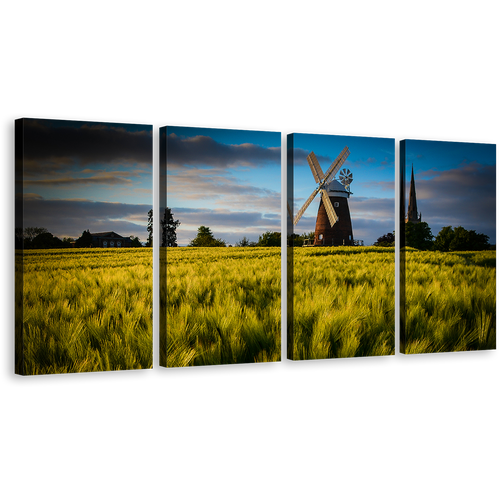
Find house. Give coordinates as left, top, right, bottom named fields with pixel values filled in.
left=90, top=231, right=132, bottom=248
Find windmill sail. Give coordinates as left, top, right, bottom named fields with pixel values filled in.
left=294, top=187, right=320, bottom=225
left=320, top=189, right=338, bottom=226
left=293, top=145, right=350, bottom=227
left=307, top=152, right=324, bottom=184
left=323, top=146, right=350, bottom=185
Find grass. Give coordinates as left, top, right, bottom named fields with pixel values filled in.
left=17, top=248, right=153, bottom=375
left=402, top=249, right=496, bottom=354
left=20, top=245, right=489, bottom=373
left=290, top=246, right=395, bottom=360
left=161, top=247, right=281, bottom=367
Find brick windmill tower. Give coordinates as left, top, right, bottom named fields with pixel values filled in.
left=294, top=146, right=354, bottom=246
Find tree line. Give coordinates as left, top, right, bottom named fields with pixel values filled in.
left=404, top=222, right=492, bottom=251
left=16, top=208, right=184, bottom=249
left=18, top=210, right=490, bottom=252
left=15, top=227, right=146, bottom=249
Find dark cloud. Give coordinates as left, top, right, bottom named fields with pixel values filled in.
left=17, top=194, right=151, bottom=241
left=167, top=133, right=280, bottom=168
left=22, top=119, right=152, bottom=173
left=407, top=162, right=496, bottom=242
left=292, top=147, right=331, bottom=166
left=23, top=174, right=133, bottom=187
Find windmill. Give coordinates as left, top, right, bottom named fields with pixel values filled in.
left=294, top=146, right=355, bottom=246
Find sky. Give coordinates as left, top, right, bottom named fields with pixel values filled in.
left=166, top=126, right=281, bottom=246
left=403, top=139, right=496, bottom=244
left=167, top=126, right=394, bottom=246
left=23, top=123, right=488, bottom=248
left=291, top=133, right=395, bottom=246
left=18, top=119, right=152, bottom=242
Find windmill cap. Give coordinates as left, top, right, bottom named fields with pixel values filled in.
left=326, top=179, right=350, bottom=197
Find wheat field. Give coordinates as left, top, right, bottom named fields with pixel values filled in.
left=18, top=245, right=490, bottom=374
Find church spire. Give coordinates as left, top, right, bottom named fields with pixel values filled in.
left=406, top=164, right=421, bottom=223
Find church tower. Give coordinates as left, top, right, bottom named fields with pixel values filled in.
left=405, top=164, right=421, bottom=223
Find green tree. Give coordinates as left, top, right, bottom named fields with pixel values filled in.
left=236, top=236, right=251, bottom=247
left=188, top=226, right=226, bottom=247
left=146, top=207, right=181, bottom=247
left=146, top=208, right=153, bottom=247
left=129, top=235, right=143, bottom=247
left=257, top=231, right=281, bottom=247
left=434, top=226, right=490, bottom=251
left=75, top=230, right=93, bottom=248
left=404, top=222, right=434, bottom=250
left=374, top=231, right=395, bottom=247
left=22, top=227, right=48, bottom=248
left=433, top=226, right=455, bottom=251
left=161, top=207, right=180, bottom=247
left=31, top=231, right=65, bottom=249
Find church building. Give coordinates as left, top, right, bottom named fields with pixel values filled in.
left=405, top=165, right=422, bottom=223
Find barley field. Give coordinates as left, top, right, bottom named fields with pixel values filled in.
left=24, top=245, right=488, bottom=374
left=161, top=247, right=281, bottom=367
left=402, top=249, right=496, bottom=354
left=16, top=248, right=153, bottom=375
left=290, top=246, right=395, bottom=360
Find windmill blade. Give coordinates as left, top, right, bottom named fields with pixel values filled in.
left=307, top=151, right=324, bottom=184
left=321, top=189, right=338, bottom=227
left=286, top=200, right=293, bottom=220
left=323, top=146, right=350, bottom=184
left=293, top=187, right=319, bottom=225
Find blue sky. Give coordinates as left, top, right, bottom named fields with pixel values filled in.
left=403, top=139, right=496, bottom=243
left=166, top=126, right=281, bottom=246
left=167, top=126, right=497, bottom=246
left=24, top=123, right=491, bottom=248
left=167, top=126, right=394, bottom=246
left=290, top=133, right=395, bottom=246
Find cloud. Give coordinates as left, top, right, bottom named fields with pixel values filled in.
left=22, top=119, right=152, bottom=172
left=23, top=174, right=134, bottom=187
left=17, top=194, right=151, bottom=241
left=172, top=206, right=281, bottom=246
left=291, top=147, right=331, bottom=166
left=167, top=166, right=280, bottom=213
left=167, top=133, right=280, bottom=168
left=407, top=161, right=496, bottom=241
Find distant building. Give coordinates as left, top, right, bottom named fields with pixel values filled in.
left=405, top=165, right=422, bottom=223
left=90, top=231, right=132, bottom=248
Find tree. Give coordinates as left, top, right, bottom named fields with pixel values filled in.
left=236, top=236, right=257, bottom=247
left=287, top=231, right=314, bottom=247
left=129, top=235, right=143, bottom=247
left=31, top=231, right=66, bottom=249
left=75, top=230, right=93, bottom=248
left=404, top=222, right=434, bottom=250
left=374, top=231, right=395, bottom=247
left=146, top=207, right=181, bottom=247
left=434, top=226, right=489, bottom=251
left=21, top=227, right=49, bottom=248
left=188, top=226, right=226, bottom=247
left=62, top=237, right=74, bottom=245
left=236, top=236, right=250, bottom=247
left=257, top=231, right=281, bottom=247
left=146, top=208, right=153, bottom=247
left=161, top=207, right=180, bottom=247
left=433, top=226, right=454, bottom=252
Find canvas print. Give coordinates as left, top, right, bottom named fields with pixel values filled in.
left=400, top=139, right=496, bottom=354
left=160, top=126, right=281, bottom=367
left=287, top=133, right=395, bottom=360
left=15, top=118, right=153, bottom=375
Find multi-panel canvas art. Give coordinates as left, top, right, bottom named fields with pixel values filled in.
left=15, top=121, right=494, bottom=373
